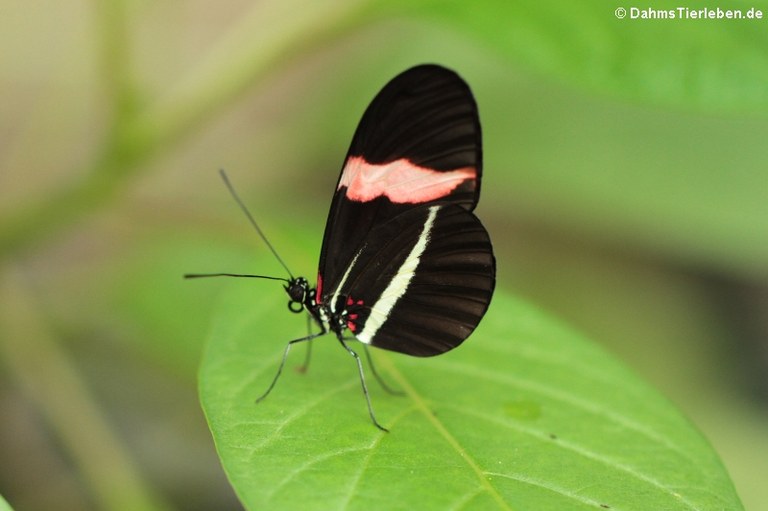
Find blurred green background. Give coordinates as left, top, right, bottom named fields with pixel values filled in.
left=1, top=1, right=767, bottom=510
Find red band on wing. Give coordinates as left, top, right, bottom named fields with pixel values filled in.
left=339, top=156, right=476, bottom=204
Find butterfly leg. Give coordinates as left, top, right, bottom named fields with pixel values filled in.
left=295, top=314, right=314, bottom=374
left=256, top=332, right=324, bottom=403
left=338, top=338, right=389, bottom=432
left=361, top=344, right=404, bottom=396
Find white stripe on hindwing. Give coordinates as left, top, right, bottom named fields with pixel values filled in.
left=357, top=205, right=441, bottom=344
left=329, top=250, right=361, bottom=313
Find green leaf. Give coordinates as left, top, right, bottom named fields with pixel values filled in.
left=0, top=495, right=13, bottom=511
left=385, top=0, right=768, bottom=113
left=199, top=287, right=743, bottom=510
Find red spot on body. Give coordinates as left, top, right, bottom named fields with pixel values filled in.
left=316, top=274, right=323, bottom=302
left=347, top=296, right=354, bottom=306
left=347, top=321, right=357, bottom=332
left=349, top=313, right=358, bottom=320
left=339, top=156, right=475, bottom=203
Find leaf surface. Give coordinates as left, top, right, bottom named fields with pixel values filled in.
left=200, top=288, right=743, bottom=510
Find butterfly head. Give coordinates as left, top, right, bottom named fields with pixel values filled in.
left=285, top=277, right=312, bottom=313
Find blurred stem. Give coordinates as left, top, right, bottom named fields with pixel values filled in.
left=0, top=0, right=373, bottom=261
left=94, top=0, right=138, bottom=124
left=0, top=267, right=176, bottom=511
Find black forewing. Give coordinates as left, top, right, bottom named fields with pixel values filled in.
left=333, top=204, right=495, bottom=356
left=318, top=65, right=482, bottom=302
left=345, top=64, right=482, bottom=179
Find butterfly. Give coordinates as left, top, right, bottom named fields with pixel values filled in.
left=186, top=64, right=495, bottom=431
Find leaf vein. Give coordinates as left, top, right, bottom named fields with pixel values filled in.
left=453, top=406, right=704, bottom=511
left=431, top=360, right=696, bottom=466
left=485, top=471, right=622, bottom=510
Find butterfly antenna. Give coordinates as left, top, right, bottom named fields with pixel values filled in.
left=218, top=169, right=295, bottom=280
left=183, top=272, right=290, bottom=283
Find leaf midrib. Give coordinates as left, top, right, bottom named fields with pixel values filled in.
left=378, top=352, right=515, bottom=511
left=376, top=352, right=709, bottom=511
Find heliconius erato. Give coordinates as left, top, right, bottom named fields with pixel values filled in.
left=187, top=64, right=496, bottom=431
